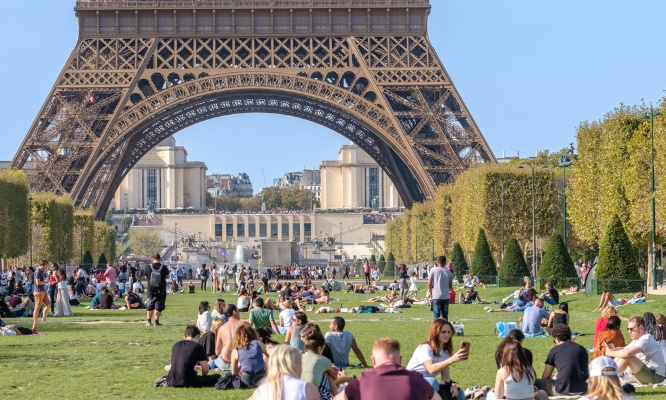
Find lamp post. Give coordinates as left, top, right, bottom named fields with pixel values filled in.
left=28, top=195, right=33, bottom=268
left=518, top=163, right=547, bottom=277
left=643, top=105, right=661, bottom=290
left=174, top=222, right=178, bottom=262
left=414, top=213, right=419, bottom=265
left=57, top=218, right=63, bottom=266
left=558, top=155, right=572, bottom=248
left=124, top=193, right=128, bottom=214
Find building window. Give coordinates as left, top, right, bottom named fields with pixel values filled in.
left=237, top=224, right=245, bottom=237
left=215, top=223, right=222, bottom=237
left=304, top=223, right=311, bottom=237
left=369, top=167, right=379, bottom=207
left=282, top=223, right=289, bottom=238
left=270, top=223, right=278, bottom=239
left=146, top=169, right=157, bottom=208
left=293, top=223, right=300, bottom=236
left=249, top=224, right=256, bottom=237
left=226, top=223, right=233, bottom=237
left=260, top=223, right=267, bottom=237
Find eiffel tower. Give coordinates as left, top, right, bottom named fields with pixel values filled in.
left=12, top=0, right=496, bottom=219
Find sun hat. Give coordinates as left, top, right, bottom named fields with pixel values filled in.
left=589, top=356, right=618, bottom=377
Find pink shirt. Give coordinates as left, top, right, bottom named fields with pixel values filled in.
left=104, top=267, right=116, bottom=284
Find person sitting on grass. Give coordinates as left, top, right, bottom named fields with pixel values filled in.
left=487, top=340, right=538, bottom=400
left=199, top=318, right=224, bottom=362
left=535, top=324, right=589, bottom=396
left=248, top=297, right=280, bottom=333
left=228, top=325, right=268, bottom=389
left=593, top=291, right=645, bottom=312
left=98, top=287, right=119, bottom=310
left=540, top=282, right=559, bottom=306
left=196, top=301, right=212, bottom=333
left=519, top=298, right=549, bottom=336
left=210, top=298, right=227, bottom=322
left=546, top=302, right=569, bottom=334
left=490, top=288, right=538, bottom=312
left=605, top=315, right=666, bottom=385
left=501, top=276, right=532, bottom=303
left=249, top=344, right=320, bottom=400
left=594, top=306, right=619, bottom=348
left=10, top=294, right=34, bottom=318
left=494, top=329, right=533, bottom=368
left=325, top=317, right=369, bottom=368
left=284, top=311, right=307, bottom=352
left=579, top=356, right=635, bottom=400
left=460, top=284, right=489, bottom=304
left=301, top=328, right=342, bottom=399
left=276, top=300, right=296, bottom=335
left=187, top=281, right=196, bottom=294
left=591, top=316, right=625, bottom=360
left=166, top=325, right=219, bottom=387
left=124, top=288, right=145, bottom=309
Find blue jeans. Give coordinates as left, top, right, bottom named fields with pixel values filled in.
left=208, top=356, right=231, bottom=371
left=541, top=296, right=557, bottom=306
left=432, top=299, right=450, bottom=320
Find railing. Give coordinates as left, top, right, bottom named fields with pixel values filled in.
left=591, top=279, right=646, bottom=295
left=76, top=0, right=430, bottom=9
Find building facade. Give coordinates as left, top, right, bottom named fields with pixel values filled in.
left=320, top=143, right=403, bottom=210
left=207, top=172, right=254, bottom=198
left=113, top=137, right=207, bottom=211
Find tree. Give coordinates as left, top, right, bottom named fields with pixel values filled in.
left=470, top=228, right=496, bottom=277
left=127, top=228, right=162, bottom=257
left=369, top=254, right=376, bottom=264
left=97, top=253, right=107, bottom=269
left=31, top=193, right=74, bottom=265
left=596, top=215, right=640, bottom=280
left=538, top=231, right=577, bottom=288
left=213, top=195, right=241, bottom=212
left=82, top=250, right=94, bottom=271
left=498, top=238, right=530, bottom=285
left=0, top=169, right=29, bottom=261
left=385, top=252, right=396, bottom=276
left=450, top=242, right=468, bottom=277
left=378, top=254, right=386, bottom=270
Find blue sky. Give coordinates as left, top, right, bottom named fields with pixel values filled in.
left=1, top=1, right=664, bottom=192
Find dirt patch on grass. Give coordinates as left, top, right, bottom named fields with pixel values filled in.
left=74, top=320, right=140, bottom=325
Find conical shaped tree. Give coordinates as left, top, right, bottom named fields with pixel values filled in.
left=470, top=228, right=496, bottom=277
left=97, top=253, right=107, bottom=269
left=498, top=238, right=530, bottom=285
left=82, top=250, right=94, bottom=270
left=378, top=254, right=386, bottom=270
left=385, top=252, right=396, bottom=276
left=370, top=254, right=376, bottom=264
left=538, top=231, right=577, bottom=287
left=450, top=242, right=469, bottom=277
left=596, top=215, right=640, bottom=280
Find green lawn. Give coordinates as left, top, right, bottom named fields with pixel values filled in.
left=2, top=283, right=666, bottom=399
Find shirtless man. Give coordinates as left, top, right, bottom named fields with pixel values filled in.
left=212, top=304, right=250, bottom=370
left=295, top=289, right=330, bottom=310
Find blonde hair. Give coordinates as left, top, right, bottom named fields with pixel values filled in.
left=259, top=344, right=302, bottom=400
left=601, top=306, right=618, bottom=319
left=585, top=373, right=624, bottom=400
left=210, top=318, right=224, bottom=333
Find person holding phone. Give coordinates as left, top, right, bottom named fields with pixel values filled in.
left=406, top=319, right=468, bottom=400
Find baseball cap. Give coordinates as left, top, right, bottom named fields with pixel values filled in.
left=589, top=356, right=618, bottom=377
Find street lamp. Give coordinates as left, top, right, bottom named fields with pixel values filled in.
left=489, top=180, right=516, bottom=262
left=558, top=155, right=572, bottom=248
left=124, top=193, right=128, bottom=214
left=518, top=162, right=548, bottom=277
left=28, top=195, right=33, bottom=268
left=642, top=105, right=661, bottom=290
left=414, top=212, right=419, bottom=265
left=174, top=222, right=178, bottom=262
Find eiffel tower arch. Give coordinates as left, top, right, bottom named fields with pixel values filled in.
left=12, top=0, right=496, bottom=219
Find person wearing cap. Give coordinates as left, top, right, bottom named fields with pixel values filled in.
left=579, top=356, right=636, bottom=400
left=535, top=324, right=589, bottom=396
left=605, top=315, right=666, bottom=385
left=461, top=284, right=485, bottom=304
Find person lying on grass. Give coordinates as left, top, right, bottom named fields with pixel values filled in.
left=365, top=289, right=397, bottom=303
left=593, top=291, right=645, bottom=312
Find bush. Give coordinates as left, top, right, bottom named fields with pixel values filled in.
left=470, top=228, right=496, bottom=277
left=97, top=253, right=107, bottom=269
left=83, top=251, right=94, bottom=271
left=385, top=252, right=396, bottom=276
left=596, top=214, right=640, bottom=280
left=450, top=242, right=468, bottom=277
left=370, top=254, right=376, bottom=264
left=537, top=231, right=577, bottom=287
left=498, top=237, right=530, bottom=284
left=378, top=254, right=386, bottom=270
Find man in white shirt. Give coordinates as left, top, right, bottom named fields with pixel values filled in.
left=606, top=315, right=666, bottom=384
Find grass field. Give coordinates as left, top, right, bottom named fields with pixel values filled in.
left=2, top=283, right=666, bottom=399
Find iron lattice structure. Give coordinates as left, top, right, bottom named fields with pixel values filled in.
left=12, top=0, right=496, bottom=219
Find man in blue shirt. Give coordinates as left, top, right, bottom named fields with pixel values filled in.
left=32, top=259, right=51, bottom=333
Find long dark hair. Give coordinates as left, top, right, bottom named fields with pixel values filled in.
left=501, top=340, right=534, bottom=384
left=644, top=312, right=661, bottom=341
left=606, top=316, right=621, bottom=331
left=424, top=318, right=454, bottom=356
left=495, top=329, right=526, bottom=364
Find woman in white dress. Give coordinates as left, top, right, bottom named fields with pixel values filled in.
left=54, top=268, right=73, bottom=316
left=407, top=272, right=419, bottom=298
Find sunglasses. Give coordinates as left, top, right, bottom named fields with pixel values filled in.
left=627, top=326, right=638, bottom=332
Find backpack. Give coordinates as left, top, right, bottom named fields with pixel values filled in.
left=494, top=321, right=517, bottom=338
left=149, top=264, right=163, bottom=289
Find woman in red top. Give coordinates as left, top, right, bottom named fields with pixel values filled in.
left=591, top=316, right=625, bottom=359
left=48, top=263, right=59, bottom=315
left=593, top=305, right=618, bottom=347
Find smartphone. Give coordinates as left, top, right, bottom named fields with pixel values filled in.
left=460, top=341, right=471, bottom=352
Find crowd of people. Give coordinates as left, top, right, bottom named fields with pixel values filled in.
left=2, top=253, right=666, bottom=400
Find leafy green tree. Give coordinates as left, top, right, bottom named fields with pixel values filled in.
left=127, top=228, right=162, bottom=257
left=385, top=252, right=396, bottom=276
left=0, top=169, right=29, bottom=260
left=83, top=250, right=94, bottom=270
left=450, top=242, right=468, bottom=277
left=31, top=193, right=74, bottom=264
left=97, top=253, right=107, bottom=269
left=498, top=238, right=530, bottom=285
left=538, top=231, right=577, bottom=287
left=596, top=215, right=640, bottom=280
left=378, top=254, right=386, bottom=270
left=470, top=228, right=496, bottom=277
left=213, top=195, right=241, bottom=212
left=369, top=254, right=376, bottom=264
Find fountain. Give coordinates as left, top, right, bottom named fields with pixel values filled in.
left=232, top=244, right=244, bottom=264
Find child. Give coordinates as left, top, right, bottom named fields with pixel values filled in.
left=407, top=272, right=418, bottom=299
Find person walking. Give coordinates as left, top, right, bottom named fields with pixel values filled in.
left=364, top=261, right=371, bottom=286
left=398, top=264, right=409, bottom=299
left=145, top=253, right=170, bottom=326
left=342, top=264, right=350, bottom=280
left=428, top=256, right=453, bottom=321
left=32, top=259, right=51, bottom=333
